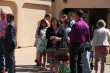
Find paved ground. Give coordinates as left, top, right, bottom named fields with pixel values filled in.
left=15, top=47, right=110, bottom=73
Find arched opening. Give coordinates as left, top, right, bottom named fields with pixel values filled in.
left=60, top=8, right=108, bottom=39
left=0, top=1, right=18, bottom=24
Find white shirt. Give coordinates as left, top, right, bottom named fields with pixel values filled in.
left=92, top=27, right=110, bottom=50
left=70, top=20, right=75, bottom=28
left=65, top=27, right=71, bottom=42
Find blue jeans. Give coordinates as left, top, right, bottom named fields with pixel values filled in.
left=82, top=51, right=91, bottom=73
left=0, top=39, right=6, bottom=72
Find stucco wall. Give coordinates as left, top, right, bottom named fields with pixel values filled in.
left=0, top=0, right=110, bottom=47
left=21, top=3, right=48, bottom=46
left=0, top=0, right=51, bottom=47
left=53, top=0, right=110, bottom=18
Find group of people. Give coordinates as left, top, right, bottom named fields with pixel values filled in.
left=34, top=9, right=110, bottom=73
left=0, top=8, right=109, bottom=73
left=0, top=8, right=17, bottom=73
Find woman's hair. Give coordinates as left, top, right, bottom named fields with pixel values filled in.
left=50, top=17, right=60, bottom=28
left=64, top=20, right=70, bottom=27
left=97, top=19, right=106, bottom=27
left=38, top=19, right=47, bottom=35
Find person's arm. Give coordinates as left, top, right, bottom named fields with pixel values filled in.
left=108, top=30, right=110, bottom=45
left=68, top=24, right=77, bottom=44
left=86, top=28, right=90, bottom=42
left=34, top=38, right=38, bottom=47
left=46, top=27, right=51, bottom=40
left=46, top=27, right=59, bottom=40
left=91, top=30, right=98, bottom=51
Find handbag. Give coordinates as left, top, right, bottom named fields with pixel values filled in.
left=55, top=48, right=70, bottom=61
left=80, top=41, right=92, bottom=51
left=84, top=42, right=92, bottom=50
left=55, top=40, right=70, bottom=61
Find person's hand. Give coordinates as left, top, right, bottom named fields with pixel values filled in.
left=38, top=34, right=42, bottom=38
left=50, top=36, right=56, bottom=40
left=55, top=37, right=62, bottom=41
left=53, top=37, right=62, bottom=43
left=52, top=39, right=57, bottom=44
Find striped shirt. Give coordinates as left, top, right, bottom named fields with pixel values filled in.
left=0, top=20, right=7, bottom=38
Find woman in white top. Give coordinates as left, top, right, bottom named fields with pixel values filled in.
left=92, top=19, right=110, bottom=73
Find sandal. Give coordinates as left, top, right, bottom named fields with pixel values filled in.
left=42, top=66, right=49, bottom=70
left=38, top=67, right=44, bottom=70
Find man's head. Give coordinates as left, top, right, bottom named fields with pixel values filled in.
left=0, top=9, right=7, bottom=20
left=44, top=13, right=52, bottom=22
left=70, top=14, right=75, bottom=20
left=7, top=14, right=14, bottom=22
left=75, top=10, right=83, bottom=20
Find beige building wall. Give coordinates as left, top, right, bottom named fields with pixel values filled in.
left=52, top=0, right=110, bottom=29
left=0, top=0, right=110, bottom=47
left=0, top=0, right=51, bottom=47
left=52, top=0, right=110, bottom=17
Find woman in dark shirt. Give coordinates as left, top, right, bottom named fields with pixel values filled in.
left=46, top=18, right=65, bottom=73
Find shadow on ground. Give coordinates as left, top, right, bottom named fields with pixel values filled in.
left=16, top=65, right=38, bottom=72
left=16, top=65, right=50, bottom=73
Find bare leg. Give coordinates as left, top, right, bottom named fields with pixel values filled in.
left=100, top=61, right=105, bottom=73
left=54, top=64, right=60, bottom=73
left=49, top=63, right=54, bottom=73
left=42, top=50, right=47, bottom=67
left=95, top=52, right=100, bottom=73
left=95, top=59, right=99, bottom=73
left=35, top=50, right=40, bottom=66
left=39, top=52, right=43, bottom=67
left=37, top=51, right=40, bottom=60
left=100, top=52, right=108, bottom=73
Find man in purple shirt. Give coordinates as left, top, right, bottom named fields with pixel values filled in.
left=0, top=9, right=8, bottom=73
left=69, top=10, right=90, bottom=73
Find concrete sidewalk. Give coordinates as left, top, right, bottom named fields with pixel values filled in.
left=15, top=47, right=110, bottom=73
left=15, top=47, right=50, bottom=73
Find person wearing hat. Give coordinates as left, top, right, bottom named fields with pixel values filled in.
left=69, top=10, right=90, bottom=73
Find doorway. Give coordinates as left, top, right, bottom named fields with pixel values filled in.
left=89, top=8, right=108, bottom=39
